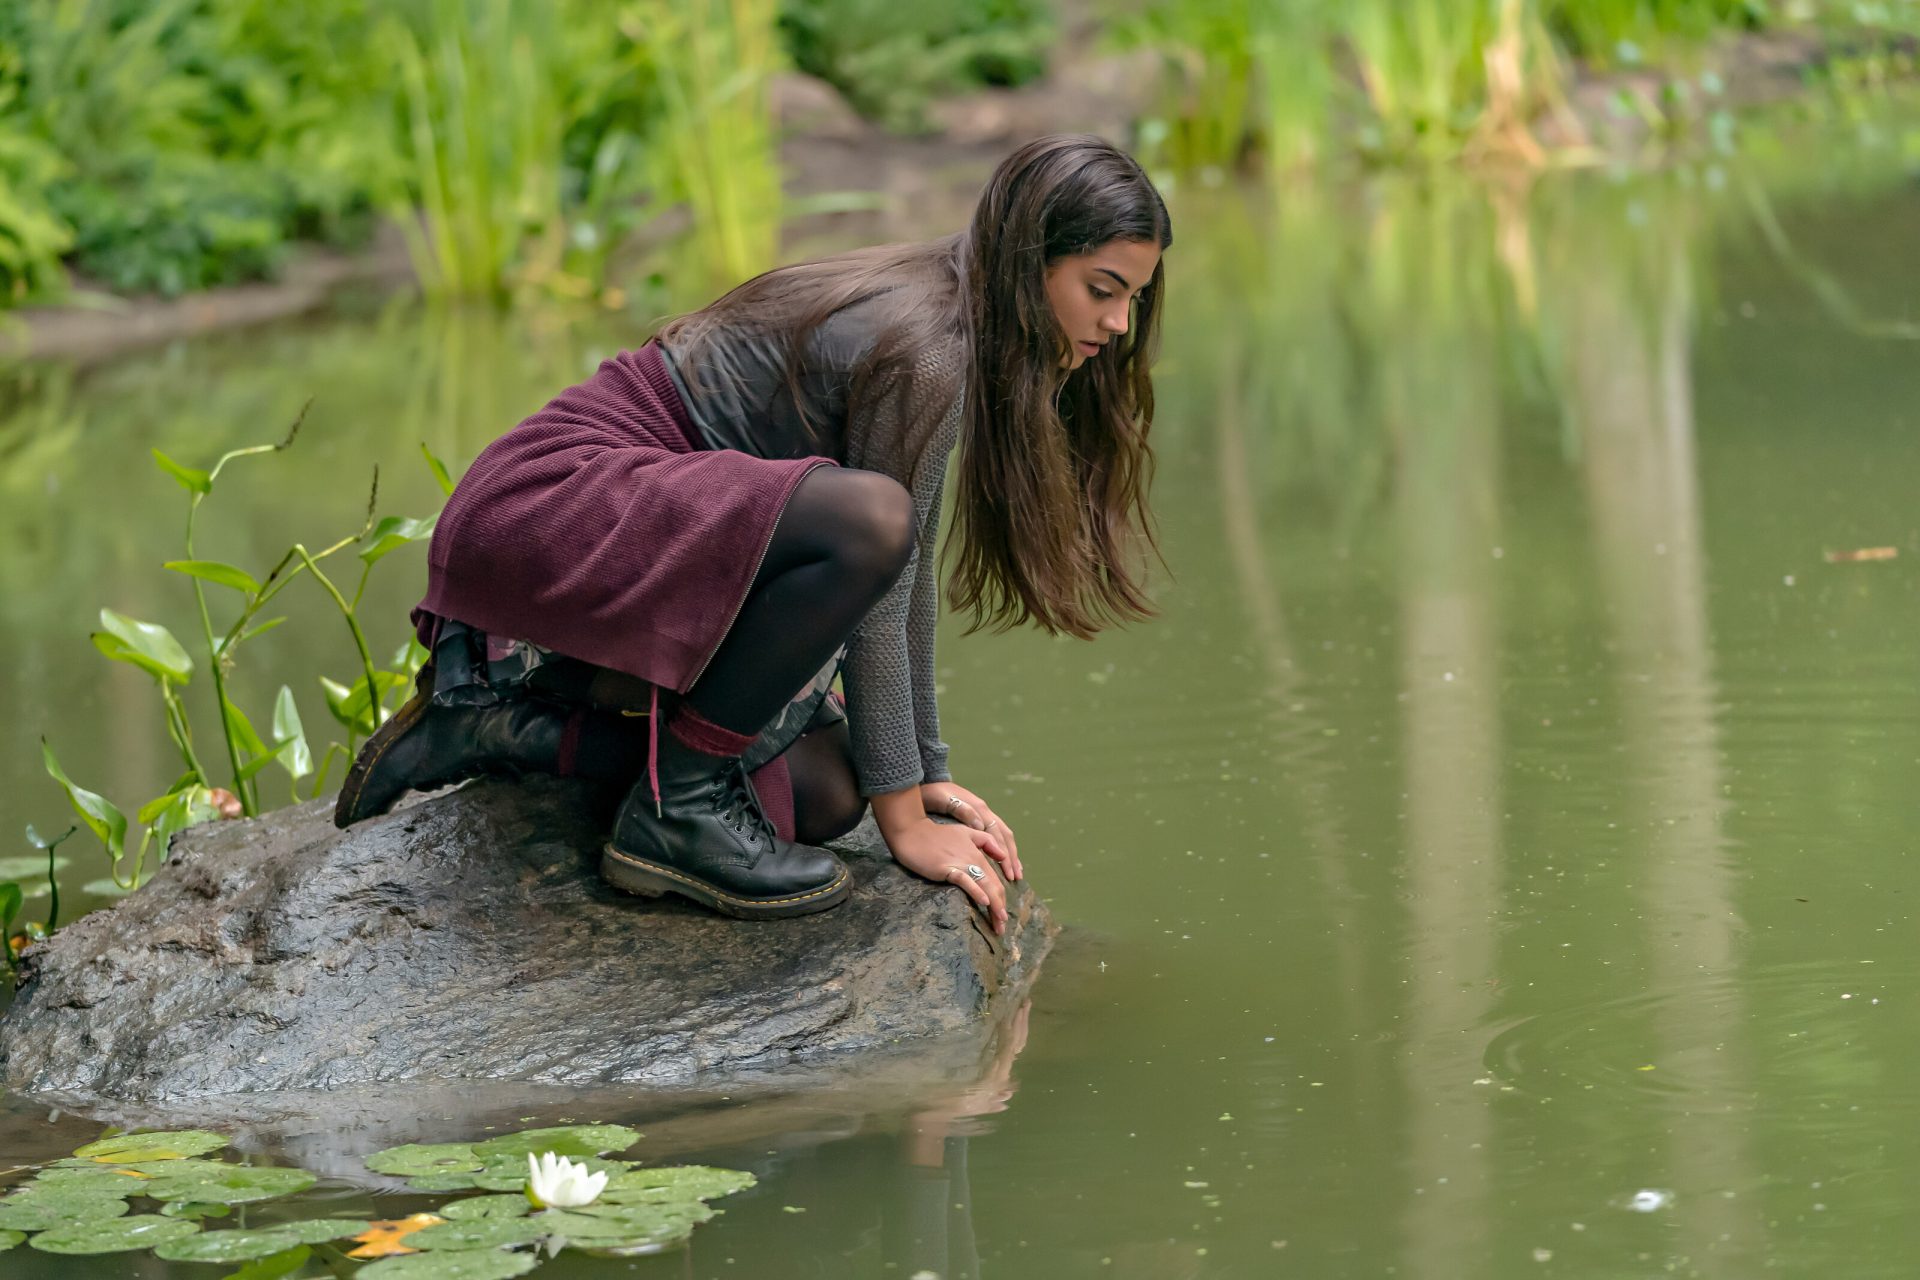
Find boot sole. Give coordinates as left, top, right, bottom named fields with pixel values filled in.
left=332, top=690, right=431, bottom=829
left=600, top=844, right=851, bottom=919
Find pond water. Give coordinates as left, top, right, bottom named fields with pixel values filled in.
left=4, top=120, right=1920, bottom=1277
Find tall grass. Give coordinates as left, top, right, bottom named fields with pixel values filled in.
left=623, top=0, right=784, bottom=294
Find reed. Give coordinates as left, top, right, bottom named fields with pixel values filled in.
left=623, top=0, right=785, bottom=294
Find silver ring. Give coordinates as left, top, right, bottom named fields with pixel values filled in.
left=946, top=796, right=965, bottom=815
left=965, top=864, right=985, bottom=882
left=985, top=819, right=1001, bottom=833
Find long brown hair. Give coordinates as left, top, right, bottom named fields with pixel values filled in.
left=950, top=133, right=1171, bottom=638
left=656, top=133, right=1172, bottom=639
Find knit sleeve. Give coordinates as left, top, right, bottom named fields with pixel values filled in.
left=840, top=350, right=964, bottom=796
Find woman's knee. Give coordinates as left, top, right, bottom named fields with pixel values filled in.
left=804, top=468, right=914, bottom=588
left=788, top=724, right=868, bottom=844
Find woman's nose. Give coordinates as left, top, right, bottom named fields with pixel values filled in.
left=1102, top=306, right=1129, bottom=335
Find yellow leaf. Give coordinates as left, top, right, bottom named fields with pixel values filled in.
left=346, top=1213, right=446, bottom=1258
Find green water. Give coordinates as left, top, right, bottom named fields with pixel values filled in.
left=4, top=136, right=1920, bottom=1278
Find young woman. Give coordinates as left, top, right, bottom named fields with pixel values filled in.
left=334, top=134, right=1171, bottom=934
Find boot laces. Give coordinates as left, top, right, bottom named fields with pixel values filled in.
left=709, top=762, right=771, bottom=842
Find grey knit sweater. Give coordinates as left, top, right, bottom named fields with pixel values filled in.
left=658, top=299, right=962, bottom=795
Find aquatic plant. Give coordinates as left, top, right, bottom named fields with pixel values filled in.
left=0, top=1120, right=752, bottom=1268
left=37, top=414, right=447, bottom=897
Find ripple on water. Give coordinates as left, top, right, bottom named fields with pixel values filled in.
left=1483, top=960, right=1914, bottom=1134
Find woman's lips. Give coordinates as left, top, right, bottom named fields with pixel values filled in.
left=1077, top=340, right=1102, bottom=356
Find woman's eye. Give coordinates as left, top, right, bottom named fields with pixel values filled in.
left=1090, top=287, right=1112, bottom=301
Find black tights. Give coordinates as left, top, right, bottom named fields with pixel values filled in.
left=683, top=466, right=911, bottom=832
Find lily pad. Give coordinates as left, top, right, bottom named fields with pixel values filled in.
left=145, top=1165, right=316, bottom=1204
left=408, top=1216, right=550, bottom=1251
left=74, top=1130, right=230, bottom=1162
left=364, top=1143, right=482, bottom=1177
left=154, top=1228, right=309, bottom=1262
left=440, top=1195, right=532, bottom=1221
left=600, top=1165, right=755, bottom=1203
left=270, top=1217, right=373, bottom=1243
left=407, top=1172, right=482, bottom=1192
left=160, top=1200, right=233, bottom=1220
left=0, top=1228, right=22, bottom=1251
left=225, top=1244, right=311, bottom=1280
left=471, top=1125, right=640, bottom=1161
left=29, top=1213, right=201, bottom=1253
left=0, top=1190, right=132, bottom=1231
left=102, top=1157, right=236, bottom=1178
left=359, top=1250, right=541, bottom=1279
left=539, top=1199, right=712, bottom=1243
left=30, top=1166, right=149, bottom=1194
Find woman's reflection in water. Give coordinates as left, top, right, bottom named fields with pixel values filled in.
left=696, top=1000, right=1030, bottom=1279
left=882, top=1001, right=1030, bottom=1278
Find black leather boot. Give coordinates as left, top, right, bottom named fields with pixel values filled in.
left=600, top=735, right=850, bottom=919
left=333, top=688, right=646, bottom=828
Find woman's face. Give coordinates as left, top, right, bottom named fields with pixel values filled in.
left=1044, top=238, right=1164, bottom=370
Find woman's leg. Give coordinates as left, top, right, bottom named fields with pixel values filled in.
left=786, top=720, right=867, bottom=844
left=600, top=466, right=909, bottom=918
left=680, top=465, right=913, bottom=737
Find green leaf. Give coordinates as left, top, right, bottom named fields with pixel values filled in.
left=407, top=1215, right=549, bottom=1251
left=138, top=786, right=221, bottom=857
left=0, top=882, right=20, bottom=929
left=165, top=560, right=262, bottom=595
left=155, top=1228, right=308, bottom=1262
left=271, top=685, right=313, bottom=779
left=421, top=441, right=457, bottom=496
left=222, top=1243, right=311, bottom=1280
left=0, top=1228, right=21, bottom=1251
left=406, top=1172, right=480, bottom=1192
left=223, top=697, right=271, bottom=760
left=321, top=671, right=405, bottom=736
left=41, top=741, right=126, bottom=862
left=144, top=1165, right=315, bottom=1205
left=152, top=449, right=211, bottom=495
left=471, top=1125, right=641, bottom=1162
left=440, top=1195, right=531, bottom=1221
left=538, top=1198, right=711, bottom=1243
left=92, top=609, right=193, bottom=684
left=0, top=1191, right=132, bottom=1232
left=266, top=1218, right=371, bottom=1244
left=29, top=1213, right=200, bottom=1254
left=360, top=513, right=439, bottom=566
left=598, top=1165, right=754, bottom=1203
left=75, top=1130, right=231, bottom=1161
left=160, top=1200, right=233, bottom=1220
left=363, top=1142, right=481, bottom=1177
left=29, top=1166, right=149, bottom=1195
left=359, top=1249, right=539, bottom=1280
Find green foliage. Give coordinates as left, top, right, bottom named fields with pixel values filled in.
left=779, top=0, right=1054, bottom=131
left=40, top=411, right=442, bottom=901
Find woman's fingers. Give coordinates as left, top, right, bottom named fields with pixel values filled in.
left=944, top=863, right=1005, bottom=934
left=967, top=826, right=1016, bottom=877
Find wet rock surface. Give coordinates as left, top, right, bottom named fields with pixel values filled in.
left=0, top=778, right=1052, bottom=1102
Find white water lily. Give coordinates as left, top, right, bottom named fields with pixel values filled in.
left=525, top=1151, right=609, bottom=1209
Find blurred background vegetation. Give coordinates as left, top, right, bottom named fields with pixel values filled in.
left=1, top=0, right=1915, bottom=312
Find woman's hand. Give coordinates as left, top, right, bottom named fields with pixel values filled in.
left=872, top=791, right=1011, bottom=935
left=920, top=782, right=1021, bottom=881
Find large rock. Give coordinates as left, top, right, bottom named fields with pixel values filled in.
left=0, top=778, right=1052, bottom=1102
